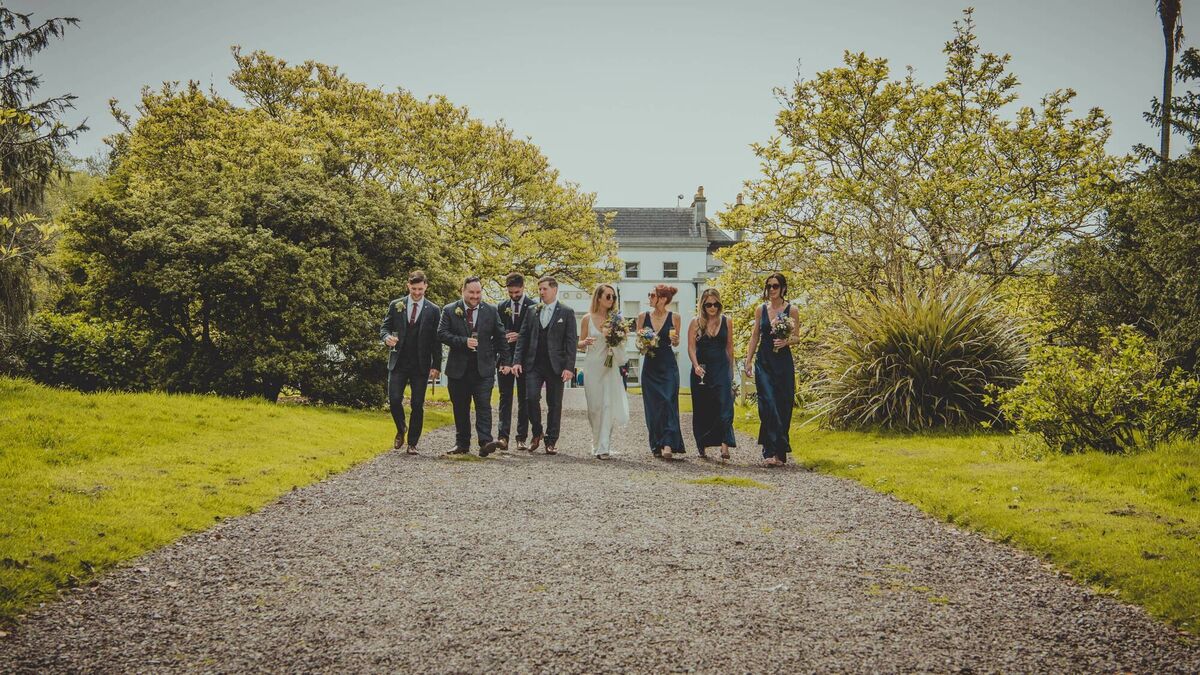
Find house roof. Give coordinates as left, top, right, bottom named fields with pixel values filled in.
left=594, top=207, right=736, bottom=247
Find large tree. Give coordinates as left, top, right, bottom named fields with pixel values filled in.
left=0, top=8, right=84, bottom=329
left=715, top=10, right=1122, bottom=319
left=1156, top=0, right=1184, bottom=160
left=60, top=52, right=615, bottom=402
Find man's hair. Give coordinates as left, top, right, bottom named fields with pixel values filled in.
left=408, top=269, right=427, bottom=284
left=462, top=275, right=482, bottom=289
left=538, top=275, right=558, bottom=288
left=505, top=272, right=525, bottom=288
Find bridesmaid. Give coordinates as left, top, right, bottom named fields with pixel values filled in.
left=743, top=273, right=800, bottom=467
left=640, top=284, right=684, bottom=459
left=688, top=289, right=736, bottom=460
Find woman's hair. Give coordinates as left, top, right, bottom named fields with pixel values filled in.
left=763, top=273, right=788, bottom=300
left=697, top=288, right=722, bottom=317
left=651, top=284, right=678, bottom=302
left=590, top=283, right=617, bottom=316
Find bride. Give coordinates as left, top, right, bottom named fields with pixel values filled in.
left=578, top=283, right=630, bottom=459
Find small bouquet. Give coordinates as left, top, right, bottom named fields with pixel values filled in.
left=635, top=326, right=660, bottom=357
left=602, top=314, right=631, bottom=368
left=770, top=313, right=795, bottom=353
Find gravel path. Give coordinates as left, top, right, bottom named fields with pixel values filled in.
left=3, top=400, right=1198, bottom=673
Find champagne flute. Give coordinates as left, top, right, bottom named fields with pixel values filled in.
left=698, top=362, right=706, bottom=386
left=470, top=330, right=478, bottom=351
left=388, top=332, right=398, bottom=352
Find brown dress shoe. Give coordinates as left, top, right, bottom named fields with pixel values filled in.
left=393, top=434, right=404, bottom=450
left=529, top=435, right=543, bottom=452
left=497, top=437, right=509, bottom=450
left=405, top=445, right=419, bottom=455
left=544, top=444, right=558, bottom=455
left=516, top=440, right=529, bottom=452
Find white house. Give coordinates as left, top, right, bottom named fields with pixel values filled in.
left=557, top=186, right=739, bottom=383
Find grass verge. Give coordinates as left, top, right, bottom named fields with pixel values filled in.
left=0, top=377, right=451, bottom=625
left=734, top=407, right=1200, bottom=634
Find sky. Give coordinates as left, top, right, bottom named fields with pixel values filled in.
left=10, top=0, right=1171, bottom=213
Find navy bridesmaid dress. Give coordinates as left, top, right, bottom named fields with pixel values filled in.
left=690, top=316, right=736, bottom=449
left=640, top=311, right=684, bottom=455
left=755, top=303, right=795, bottom=463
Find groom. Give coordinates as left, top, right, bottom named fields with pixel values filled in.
left=512, top=275, right=577, bottom=455
left=438, top=275, right=510, bottom=456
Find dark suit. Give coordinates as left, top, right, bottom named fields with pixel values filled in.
left=513, top=302, right=578, bottom=446
left=438, top=300, right=510, bottom=449
left=496, top=295, right=537, bottom=442
left=380, top=297, right=442, bottom=446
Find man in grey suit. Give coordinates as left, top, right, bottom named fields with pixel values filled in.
left=512, top=275, right=578, bottom=455
left=380, top=270, right=441, bottom=454
left=437, top=276, right=510, bottom=456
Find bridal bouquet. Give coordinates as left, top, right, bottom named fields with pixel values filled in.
left=635, top=326, right=659, bottom=357
left=770, top=313, right=795, bottom=353
left=602, top=314, right=632, bottom=368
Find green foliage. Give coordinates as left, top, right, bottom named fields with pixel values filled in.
left=0, top=8, right=85, bottom=329
left=685, top=475, right=773, bottom=490
left=734, top=408, right=1200, bottom=634
left=820, top=285, right=1027, bottom=431
left=995, top=326, right=1200, bottom=454
left=715, top=9, right=1121, bottom=318
left=0, top=376, right=452, bottom=624
left=15, top=312, right=150, bottom=392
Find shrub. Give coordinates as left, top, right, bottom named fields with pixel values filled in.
left=994, top=326, right=1200, bottom=454
left=18, top=312, right=152, bottom=392
left=819, top=285, right=1027, bottom=431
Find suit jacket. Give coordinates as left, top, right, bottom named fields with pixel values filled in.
left=496, top=295, right=537, bottom=366
left=380, top=297, right=442, bottom=373
left=437, top=300, right=510, bottom=379
left=513, top=302, right=578, bottom=374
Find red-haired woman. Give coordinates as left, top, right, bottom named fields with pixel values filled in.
left=639, top=284, right=684, bottom=459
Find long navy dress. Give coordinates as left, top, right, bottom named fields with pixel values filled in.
left=690, top=315, right=736, bottom=449
left=641, top=311, right=684, bottom=455
left=755, top=303, right=795, bottom=463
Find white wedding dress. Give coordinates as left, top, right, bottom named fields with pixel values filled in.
left=582, top=315, right=630, bottom=456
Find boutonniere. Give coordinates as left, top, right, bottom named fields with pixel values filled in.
left=503, top=305, right=513, bottom=317
left=534, top=302, right=546, bottom=312
left=454, top=305, right=464, bottom=317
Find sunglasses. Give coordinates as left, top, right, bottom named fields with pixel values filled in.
left=766, top=283, right=781, bottom=290
left=703, top=302, right=721, bottom=309
left=602, top=294, right=615, bottom=301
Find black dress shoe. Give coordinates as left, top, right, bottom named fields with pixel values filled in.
left=479, top=441, right=499, bottom=457
left=393, top=434, right=405, bottom=450
left=445, top=446, right=469, bottom=455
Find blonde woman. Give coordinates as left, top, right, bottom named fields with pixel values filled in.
left=687, top=288, right=735, bottom=460
left=578, top=283, right=630, bottom=459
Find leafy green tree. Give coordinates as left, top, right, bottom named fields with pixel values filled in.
left=0, top=8, right=84, bottom=329
left=715, top=9, right=1121, bottom=314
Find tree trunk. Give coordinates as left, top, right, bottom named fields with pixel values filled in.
left=1162, top=38, right=1176, bottom=160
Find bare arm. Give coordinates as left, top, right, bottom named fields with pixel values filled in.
left=577, top=314, right=592, bottom=352
left=725, top=316, right=736, bottom=372
left=744, top=305, right=762, bottom=374
left=687, top=318, right=699, bottom=368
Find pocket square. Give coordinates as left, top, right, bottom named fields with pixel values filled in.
left=556, top=318, right=564, bottom=323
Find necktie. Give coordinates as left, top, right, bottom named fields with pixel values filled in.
left=541, top=304, right=551, bottom=329
left=467, top=305, right=476, bottom=331
left=409, top=301, right=418, bottom=325
left=513, top=301, right=520, bottom=326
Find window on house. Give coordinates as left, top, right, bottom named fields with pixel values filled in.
left=625, top=261, right=639, bottom=279
left=663, top=262, right=678, bottom=279
left=623, top=301, right=640, bottom=322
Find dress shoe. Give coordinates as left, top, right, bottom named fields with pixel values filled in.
left=497, top=437, right=509, bottom=450
left=516, top=439, right=529, bottom=452
left=544, top=444, right=558, bottom=455
left=445, top=446, right=469, bottom=455
left=529, top=435, right=543, bottom=452
left=479, top=441, right=499, bottom=458
left=405, top=445, right=419, bottom=455
left=393, top=434, right=405, bottom=450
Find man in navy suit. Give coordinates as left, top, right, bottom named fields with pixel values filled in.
left=512, top=275, right=578, bottom=455
left=496, top=273, right=537, bottom=451
left=380, top=270, right=442, bottom=454
left=438, top=276, right=510, bottom=456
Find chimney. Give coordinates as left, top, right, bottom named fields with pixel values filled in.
left=691, top=185, right=707, bottom=238
left=733, top=192, right=745, bottom=241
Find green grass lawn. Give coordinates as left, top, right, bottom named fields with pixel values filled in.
left=0, top=377, right=451, bottom=625
left=733, top=408, right=1200, bottom=634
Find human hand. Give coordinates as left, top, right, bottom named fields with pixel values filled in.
left=467, top=337, right=479, bottom=350
left=772, top=338, right=786, bottom=349
left=385, top=335, right=399, bottom=348
left=561, top=370, right=573, bottom=383
left=512, top=364, right=523, bottom=377
left=693, top=365, right=706, bottom=378
left=506, top=331, right=518, bottom=343
left=429, top=369, right=440, bottom=380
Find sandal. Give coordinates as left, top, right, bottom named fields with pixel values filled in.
left=720, top=448, right=731, bottom=461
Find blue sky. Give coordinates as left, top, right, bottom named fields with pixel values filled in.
left=13, top=0, right=1170, bottom=212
